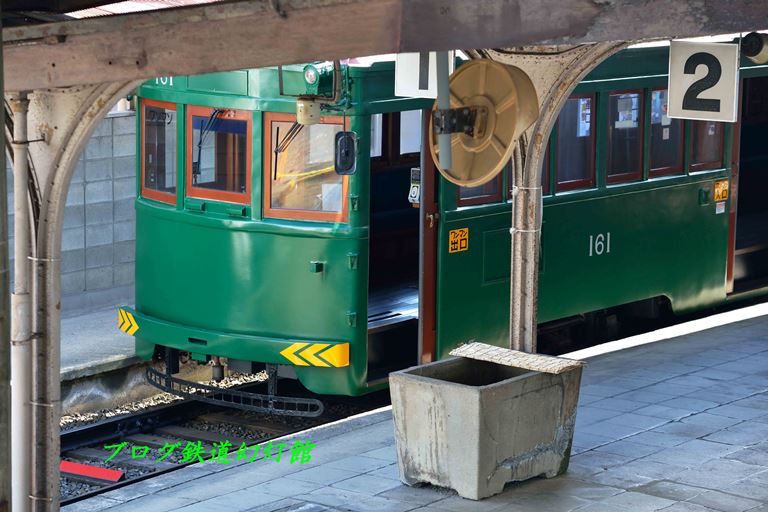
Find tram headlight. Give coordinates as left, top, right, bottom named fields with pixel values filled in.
left=743, top=32, right=768, bottom=65
left=304, top=65, right=319, bottom=86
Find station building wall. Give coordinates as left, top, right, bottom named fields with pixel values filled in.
left=7, top=111, right=137, bottom=317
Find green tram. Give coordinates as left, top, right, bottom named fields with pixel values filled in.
left=121, top=47, right=768, bottom=411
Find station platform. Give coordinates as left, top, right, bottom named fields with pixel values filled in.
left=61, top=307, right=137, bottom=382
left=67, top=305, right=768, bottom=512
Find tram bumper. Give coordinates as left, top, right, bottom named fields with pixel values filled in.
left=118, top=307, right=361, bottom=395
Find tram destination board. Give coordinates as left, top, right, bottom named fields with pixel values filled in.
left=668, top=40, right=740, bottom=123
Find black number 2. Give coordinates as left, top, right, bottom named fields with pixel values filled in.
left=682, top=52, right=722, bottom=112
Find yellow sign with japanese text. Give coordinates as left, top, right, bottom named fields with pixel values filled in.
left=714, top=180, right=729, bottom=201
left=449, top=228, right=469, bottom=253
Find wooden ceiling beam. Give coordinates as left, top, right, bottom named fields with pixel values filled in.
left=4, top=0, right=768, bottom=92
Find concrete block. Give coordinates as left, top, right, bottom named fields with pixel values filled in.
left=66, top=184, right=85, bottom=206
left=85, top=202, right=114, bottom=226
left=85, top=158, right=113, bottom=182
left=86, top=224, right=113, bottom=247
left=86, top=244, right=114, bottom=269
left=61, top=271, right=85, bottom=294
left=113, top=177, right=136, bottom=200
left=85, top=136, right=112, bottom=160
left=85, top=285, right=133, bottom=311
left=115, top=240, right=135, bottom=263
left=86, top=266, right=113, bottom=290
left=85, top=181, right=112, bottom=203
left=92, top=117, right=113, bottom=138
left=113, top=156, right=136, bottom=179
left=113, top=114, right=137, bottom=136
left=114, top=199, right=135, bottom=222
left=114, top=220, right=135, bottom=243
left=114, top=262, right=134, bottom=286
left=62, top=227, right=85, bottom=252
left=390, top=351, right=583, bottom=500
left=113, top=134, right=135, bottom=157
left=71, top=159, right=85, bottom=184
left=61, top=249, right=85, bottom=273
left=61, top=293, right=87, bottom=316
left=63, top=205, right=85, bottom=229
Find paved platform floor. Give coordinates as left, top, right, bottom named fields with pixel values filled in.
left=61, top=307, right=137, bottom=381
left=68, top=313, right=768, bottom=512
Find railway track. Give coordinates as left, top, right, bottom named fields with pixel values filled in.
left=60, top=381, right=390, bottom=506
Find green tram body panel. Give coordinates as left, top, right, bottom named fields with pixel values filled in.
left=130, top=49, right=768, bottom=396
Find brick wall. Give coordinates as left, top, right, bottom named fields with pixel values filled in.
left=8, top=112, right=137, bottom=317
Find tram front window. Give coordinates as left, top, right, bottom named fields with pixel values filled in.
left=187, top=106, right=251, bottom=204
left=268, top=116, right=344, bottom=215
left=142, top=100, right=177, bottom=204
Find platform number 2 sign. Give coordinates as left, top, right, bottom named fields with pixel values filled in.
left=668, top=41, right=739, bottom=123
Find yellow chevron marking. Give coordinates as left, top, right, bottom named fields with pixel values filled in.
left=280, top=342, right=310, bottom=366
left=125, top=311, right=140, bottom=336
left=320, top=343, right=350, bottom=367
left=300, top=344, right=330, bottom=367
left=118, top=309, right=126, bottom=329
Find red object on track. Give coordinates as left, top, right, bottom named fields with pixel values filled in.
left=60, top=460, right=124, bottom=482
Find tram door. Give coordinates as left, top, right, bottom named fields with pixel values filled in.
left=365, top=110, right=427, bottom=382
left=730, top=76, right=768, bottom=292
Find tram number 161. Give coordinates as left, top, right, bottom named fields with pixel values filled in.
left=155, top=77, right=174, bottom=86
left=588, top=232, right=611, bottom=257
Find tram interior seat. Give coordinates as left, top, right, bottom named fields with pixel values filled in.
left=367, top=164, right=420, bottom=380
left=735, top=76, right=768, bottom=289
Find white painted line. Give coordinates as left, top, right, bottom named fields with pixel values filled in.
left=562, top=302, right=768, bottom=361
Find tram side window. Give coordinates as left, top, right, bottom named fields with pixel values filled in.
left=142, top=100, right=177, bottom=204
left=265, top=113, right=346, bottom=222
left=556, top=96, right=595, bottom=191
left=399, top=110, right=422, bottom=155
left=649, top=89, right=684, bottom=176
left=371, top=114, right=383, bottom=158
left=458, top=174, right=502, bottom=206
left=690, top=120, right=725, bottom=171
left=188, top=106, right=251, bottom=204
left=606, top=91, right=643, bottom=183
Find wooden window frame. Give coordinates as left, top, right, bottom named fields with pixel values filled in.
left=689, top=120, right=726, bottom=172
left=371, top=111, right=420, bottom=171
left=605, top=89, right=644, bottom=185
left=457, top=173, right=503, bottom=207
left=555, top=93, right=596, bottom=192
left=648, top=88, right=684, bottom=178
left=263, top=112, right=349, bottom=223
left=141, top=98, right=177, bottom=205
left=186, top=105, right=252, bottom=205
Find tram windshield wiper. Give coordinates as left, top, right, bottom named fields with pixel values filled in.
left=193, top=109, right=223, bottom=183
left=273, top=121, right=303, bottom=180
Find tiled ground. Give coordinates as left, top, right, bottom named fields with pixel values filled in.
left=67, top=315, right=768, bottom=512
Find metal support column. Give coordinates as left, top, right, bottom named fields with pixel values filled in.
left=10, top=92, right=32, bottom=512
left=509, top=174, right=542, bottom=353
left=0, top=10, right=13, bottom=508
left=31, top=217, right=61, bottom=512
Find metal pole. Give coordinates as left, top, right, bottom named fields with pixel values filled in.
left=29, top=96, right=62, bottom=511
left=31, top=196, right=61, bottom=512
left=0, top=223, right=10, bottom=512
left=435, top=51, right=452, bottom=171
left=10, top=93, right=32, bottom=512
left=510, top=138, right=542, bottom=353
left=0, top=10, right=14, bottom=508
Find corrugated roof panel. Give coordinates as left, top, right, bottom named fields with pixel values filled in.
left=68, top=0, right=222, bottom=18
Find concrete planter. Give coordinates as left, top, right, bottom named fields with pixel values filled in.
left=390, top=343, right=584, bottom=500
